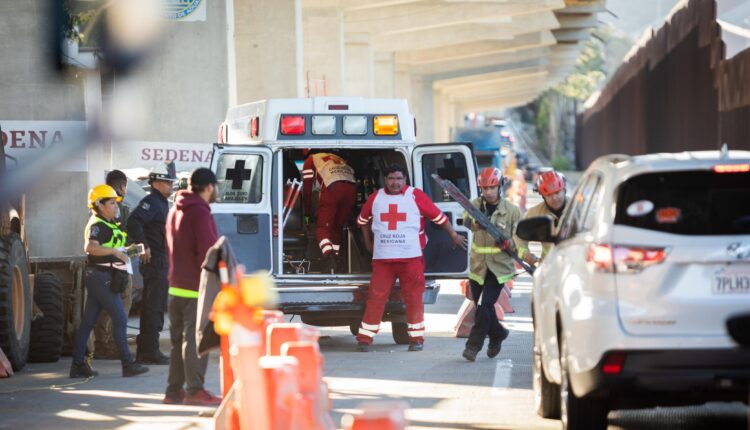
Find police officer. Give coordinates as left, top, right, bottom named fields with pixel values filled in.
left=128, top=162, right=177, bottom=364
left=514, top=170, right=567, bottom=265
left=70, top=185, right=149, bottom=378
left=462, top=167, right=520, bottom=362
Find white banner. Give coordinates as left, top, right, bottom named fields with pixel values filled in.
left=1, top=121, right=88, bottom=172
left=112, top=141, right=213, bottom=172
left=162, top=0, right=207, bottom=22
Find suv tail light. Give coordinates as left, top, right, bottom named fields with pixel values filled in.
left=586, top=244, right=669, bottom=273
left=602, top=351, right=626, bottom=375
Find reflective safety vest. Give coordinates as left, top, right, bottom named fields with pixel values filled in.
left=85, top=215, right=128, bottom=270
left=371, top=187, right=422, bottom=260
left=466, top=198, right=521, bottom=285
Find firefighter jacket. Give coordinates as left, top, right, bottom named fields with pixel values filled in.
left=513, top=200, right=561, bottom=261
left=466, top=197, right=521, bottom=286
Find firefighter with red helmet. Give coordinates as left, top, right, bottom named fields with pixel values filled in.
left=514, top=169, right=567, bottom=265
left=462, top=167, right=521, bottom=362
left=302, top=150, right=358, bottom=273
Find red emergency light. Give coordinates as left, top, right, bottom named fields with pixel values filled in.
left=250, top=117, right=259, bottom=138
left=280, top=115, right=305, bottom=135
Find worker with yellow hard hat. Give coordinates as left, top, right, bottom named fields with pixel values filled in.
left=70, top=184, right=149, bottom=379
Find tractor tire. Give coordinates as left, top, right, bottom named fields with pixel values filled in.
left=28, top=273, right=63, bottom=363
left=391, top=322, right=410, bottom=345
left=0, top=233, right=31, bottom=371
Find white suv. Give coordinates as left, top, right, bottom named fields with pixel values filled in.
left=517, top=151, right=750, bottom=429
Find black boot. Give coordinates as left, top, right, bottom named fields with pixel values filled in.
left=462, top=347, right=480, bottom=362
left=70, top=362, right=98, bottom=378
left=323, top=253, right=336, bottom=274
left=123, top=361, right=149, bottom=377
left=487, top=326, right=510, bottom=358
left=136, top=350, right=169, bottom=365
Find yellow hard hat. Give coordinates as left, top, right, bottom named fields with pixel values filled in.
left=88, top=184, right=122, bottom=208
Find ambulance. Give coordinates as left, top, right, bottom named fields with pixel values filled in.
left=212, top=97, right=479, bottom=342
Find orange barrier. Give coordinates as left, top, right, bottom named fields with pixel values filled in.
left=259, top=355, right=302, bottom=430
left=342, top=401, right=409, bottom=430
left=282, top=341, right=336, bottom=430
left=211, top=265, right=337, bottom=430
left=266, top=322, right=319, bottom=357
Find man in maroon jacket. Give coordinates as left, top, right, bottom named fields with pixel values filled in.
left=163, top=168, right=222, bottom=406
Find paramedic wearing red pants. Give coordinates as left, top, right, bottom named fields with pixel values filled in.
left=356, top=164, right=466, bottom=352
left=302, top=151, right=357, bottom=272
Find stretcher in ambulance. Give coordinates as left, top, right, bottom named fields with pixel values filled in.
left=211, top=97, right=479, bottom=341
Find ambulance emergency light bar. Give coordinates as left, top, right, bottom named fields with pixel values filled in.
left=279, top=114, right=399, bottom=137
left=221, top=97, right=415, bottom=143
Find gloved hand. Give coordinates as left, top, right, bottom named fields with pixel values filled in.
left=523, top=253, right=539, bottom=265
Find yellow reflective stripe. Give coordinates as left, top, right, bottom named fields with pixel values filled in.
left=517, top=247, right=528, bottom=258
left=471, top=243, right=501, bottom=254
left=168, top=287, right=199, bottom=299
left=496, top=273, right=515, bottom=284
left=468, top=272, right=484, bottom=285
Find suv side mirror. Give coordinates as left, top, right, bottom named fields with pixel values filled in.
left=726, top=313, right=750, bottom=347
left=516, top=216, right=556, bottom=243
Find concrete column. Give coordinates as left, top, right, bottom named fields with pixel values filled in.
left=303, top=7, right=344, bottom=96
left=432, top=90, right=455, bottom=143
left=234, top=0, right=304, bottom=102
left=411, top=75, right=434, bottom=144
left=374, top=52, right=395, bottom=98
left=344, top=32, right=374, bottom=97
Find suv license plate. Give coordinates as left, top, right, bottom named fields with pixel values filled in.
left=712, top=267, right=750, bottom=295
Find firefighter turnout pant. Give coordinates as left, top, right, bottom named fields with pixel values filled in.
left=466, top=270, right=507, bottom=351
left=356, top=257, right=426, bottom=345
left=316, top=181, right=357, bottom=257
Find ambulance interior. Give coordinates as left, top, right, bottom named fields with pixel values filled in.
left=280, top=148, right=408, bottom=276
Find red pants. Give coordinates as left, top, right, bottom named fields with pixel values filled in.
left=357, top=257, right=426, bottom=345
left=317, top=181, right=356, bottom=256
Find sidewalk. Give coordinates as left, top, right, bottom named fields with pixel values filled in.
left=0, top=315, right=221, bottom=430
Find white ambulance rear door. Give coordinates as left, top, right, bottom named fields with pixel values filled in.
left=412, top=143, right=477, bottom=278
left=210, top=144, right=274, bottom=273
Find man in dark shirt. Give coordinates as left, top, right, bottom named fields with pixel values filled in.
left=127, top=162, right=177, bottom=364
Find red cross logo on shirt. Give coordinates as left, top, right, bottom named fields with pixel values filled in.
left=380, top=204, right=407, bottom=230
left=320, top=154, right=342, bottom=164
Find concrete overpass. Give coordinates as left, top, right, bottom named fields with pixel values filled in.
left=231, top=0, right=604, bottom=142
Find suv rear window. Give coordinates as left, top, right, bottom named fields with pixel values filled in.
left=615, top=170, right=750, bottom=235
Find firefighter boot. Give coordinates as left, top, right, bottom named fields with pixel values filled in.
left=462, top=347, right=480, bottom=362
left=487, top=326, right=510, bottom=358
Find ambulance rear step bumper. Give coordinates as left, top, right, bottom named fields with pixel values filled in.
left=277, top=280, right=440, bottom=314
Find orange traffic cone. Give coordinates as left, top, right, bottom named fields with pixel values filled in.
left=498, top=286, right=514, bottom=314
left=0, top=347, right=12, bottom=378
left=341, top=401, right=409, bottom=430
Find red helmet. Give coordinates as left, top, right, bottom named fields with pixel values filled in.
left=477, top=167, right=503, bottom=187
left=535, top=170, right=565, bottom=196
